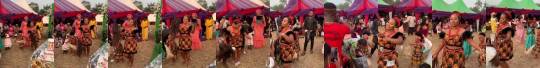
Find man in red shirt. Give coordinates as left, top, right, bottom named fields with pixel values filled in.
left=323, top=3, right=351, bottom=68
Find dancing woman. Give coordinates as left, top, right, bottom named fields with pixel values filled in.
left=494, top=12, right=514, bottom=68
left=21, top=17, right=30, bottom=49
left=80, top=21, right=93, bottom=56
left=178, top=16, right=193, bottom=64
left=410, top=32, right=425, bottom=66
left=433, top=12, right=483, bottom=68
left=122, top=14, right=138, bottom=66
left=478, top=33, right=489, bottom=66
left=377, top=17, right=405, bottom=68
left=278, top=18, right=300, bottom=68
left=227, top=18, right=243, bottom=66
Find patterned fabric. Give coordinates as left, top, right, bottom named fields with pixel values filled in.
left=178, top=26, right=192, bottom=51
left=534, top=32, right=540, bottom=57
left=230, top=35, right=243, bottom=47
left=440, top=29, right=465, bottom=68
left=81, top=28, right=92, bottom=46
left=229, top=26, right=242, bottom=47
left=377, top=50, right=398, bottom=67
left=166, top=35, right=178, bottom=54
left=124, top=33, right=137, bottom=54
left=495, top=36, right=513, bottom=61
left=412, top=43, right=423, bottom=65
left=441, top=48, right=465, bottom=68
left=377, top=32, right=403, bottom=67
left=280, top=38, right=298, bottom=62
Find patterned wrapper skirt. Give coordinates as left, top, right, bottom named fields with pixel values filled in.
left=412, top=44, right=424, bottom=64
left=496, top=39, right=513, bottom=61
left=124, top=37, right=138, bottom=54
left=280, top=43, right=297, bottom=63
left=441, top=48, right=465, bottom=68
left=178, top=34, right=192, bottom=51
left=378, top=50, right=398, bottom=68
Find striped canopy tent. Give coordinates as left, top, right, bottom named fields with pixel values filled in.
left=378, top=0, right=401, bottom=12
left=280, top=0, right=323, bottom=16
left=215, top=0, right=268, bottom=17
left=108, top=0, right=147, bottom=19
left=162, top=0, right=206, bottom=19
left=0, top=0, right=40, bottom=20
left=341, top=0, right=378, bottom=16
left=54, top=0, right=93, bottom=18
left=432, top=0, right=480, bottom=19
left=398, top=0, right=431, bottom=13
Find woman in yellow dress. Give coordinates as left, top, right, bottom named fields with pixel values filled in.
left=205, top=18, right=214, bottom=40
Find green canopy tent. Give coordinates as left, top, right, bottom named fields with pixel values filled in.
left=515, top=0, right=540, bottom=14
left=432, top=0, right=480, bottom=19
left=488, top=0, right=540, bottom=12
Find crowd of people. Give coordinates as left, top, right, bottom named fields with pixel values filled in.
left=55, top=14, right=96, bottom=58
left=108, top=14, right=144, bottom=67
left=323, top=2, right=434, bottom=68
left=0, top=16, right=45, bottom=51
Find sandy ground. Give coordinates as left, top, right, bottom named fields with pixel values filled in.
left=164, top=32, right=324, bottom=68
left=4, top=25, right=540, bottom=68
left=0, top=29, right=49, bottom=67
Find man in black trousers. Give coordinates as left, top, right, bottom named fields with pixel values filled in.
left=303, top=11, right=318, bottom=55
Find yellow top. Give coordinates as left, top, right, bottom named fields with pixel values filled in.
left=141, top=19, right=149, bottom=28
left=205, top=19, right=214, bottom=27
left=90, top=19, right=97, bottom=26
left=489, top=17, right=497, bottom=33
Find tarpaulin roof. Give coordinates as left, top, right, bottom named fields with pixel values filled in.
left=54, top=0, right=92, bottom=18
left=487, top=0, right=540, bottom=14
left=378, top=0, right=400, bottom=12
left=108, top=0, right=146, bottom=19
left=433, top=0, right=475, bottom=14
left=216, top=0, right=268, bottom=17
left=433, top=0, right=479, bottom=19
left=342, top=0, right=378, bottom=16
left=398, top=0, right=431, bottom=13
left=280, top=0, right=323, bottom=16
left=162, top=0, right=206, bottom=17
left=0, top=0, right=39, bottom=19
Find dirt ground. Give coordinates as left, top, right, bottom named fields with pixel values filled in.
left=0, top=29, right=49, bottom=67
left=163, top=32, right=324, bottom=68
left=5, top=25, right=540, bottom=68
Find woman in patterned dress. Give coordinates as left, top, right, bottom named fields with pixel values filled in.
left=478, top=33, right=489, bottom=66
left=280, top=31, right=299, bottom=67
left=178, top=16, right=193, bottom=64
left=28, top=21, right=38, bottom=49
left=278, top=17, right=299, bottom=68
left=410, top=32, right=424, bottom=66
left=166, top=28, right=178, bottom=62
left=123, top=14, right=138, bottom=66
left=227, top=18, right=243, bottom=66
left=533, top=27, right=540, bottom=58
left=433, top=12, right=483, bottom=68
left=377, top=17, right=405, bottom=68
left=80, top=20, right=92, bottom=56
left=494, top=12, right=514, bottom=68
left=110, top=23, right=124, bottom=62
